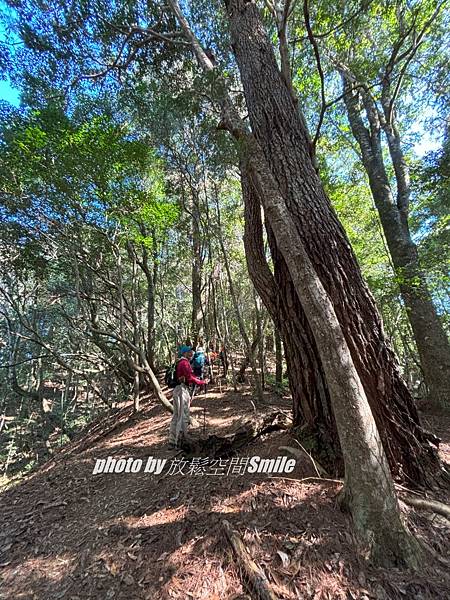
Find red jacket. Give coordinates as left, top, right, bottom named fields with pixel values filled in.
left=176, top=357, right=205, bottom=386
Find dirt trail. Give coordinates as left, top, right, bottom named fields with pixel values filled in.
left=1, top=383, right=449, bottom=600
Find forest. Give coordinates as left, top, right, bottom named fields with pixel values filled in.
left=0, top=0, right=449, bottom=599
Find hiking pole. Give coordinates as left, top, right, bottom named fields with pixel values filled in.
left=190, top=384, right=198, bottom=404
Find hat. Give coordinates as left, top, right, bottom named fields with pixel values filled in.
left=196, top=346, right=204, bottom=353
left=179, top=345, right=193, bottom=355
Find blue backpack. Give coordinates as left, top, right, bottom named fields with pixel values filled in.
left=192, top=351, right=205, bottom=369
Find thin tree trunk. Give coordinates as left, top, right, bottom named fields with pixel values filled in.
left=133, top=369, right=140, bottom=413
left=211, top=277, right=222, bottom=342
left=254, top=293, right=266, bottom=389
left=265, top=331, right=274, bottom=352
left=218, top=278, right=238, bottom=391
left=136, top=232, right=157, bottom=370
left=128, top=242, right=142, bottom=410
left=275, top=328, right=282, bottom=385
left=215, top=190, right=264, bottom=402
left=191, top=189, right=203, bottom=343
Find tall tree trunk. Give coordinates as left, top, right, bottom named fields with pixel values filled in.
left=128, top=242, right=143, bottom=410
left=191, top=189, right=203, bottom=343
left=242, top=173, right=340, bottom=467
left=243, top=146, right=423, bottom=566
left=133, top=369, right=140, bottom=413
left=211, top=277, right=222, bottom=342
left=215, top=26, right=423, bottom=562
left=343, top=75, right=450, bottom=409
left=226, top=0, right=439, bottom=485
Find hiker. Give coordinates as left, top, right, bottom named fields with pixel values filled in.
left=191, top=346, right=210, bottom=391
left=177, top=339, right=193, bottom=358
left=191, top=346, right=209, bottom=379
left=168, top=345, right=207, bottom=448
left=208, top=348, right=218, bottom=365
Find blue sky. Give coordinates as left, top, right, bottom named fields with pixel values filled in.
left=0, top=0, right=20, bottom=106
left=0, top=78, right=19, bottom=105
left=410, top=122, right=441, bottom=156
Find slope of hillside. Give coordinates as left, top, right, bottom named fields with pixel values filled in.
left=1, top=384, right=449, bottom=600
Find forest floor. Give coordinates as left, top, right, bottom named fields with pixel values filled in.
left=1, top=379, right=449, bottom=600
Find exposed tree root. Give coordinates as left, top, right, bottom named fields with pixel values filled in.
left=222, top=519, right=278, bottom=600
left=402, top=495, right=450, bottom=520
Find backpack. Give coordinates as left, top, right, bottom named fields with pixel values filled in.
left=165, top=362, right=178, bottom=388
left=192, top=351, right=205, bottom=369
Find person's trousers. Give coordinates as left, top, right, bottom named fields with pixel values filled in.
left=169, top=384, right=191, bottom=446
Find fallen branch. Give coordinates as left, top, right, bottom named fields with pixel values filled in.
left=222, top=519, right=278, bottom=600
left=269, top=475, right=343, bottom=485
left=402, top=495, right=450, bottom=520
left=180, top=409, right=289, bottom=457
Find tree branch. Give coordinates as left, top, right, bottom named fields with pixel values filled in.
left=303, top=0, right=326, bottom=150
